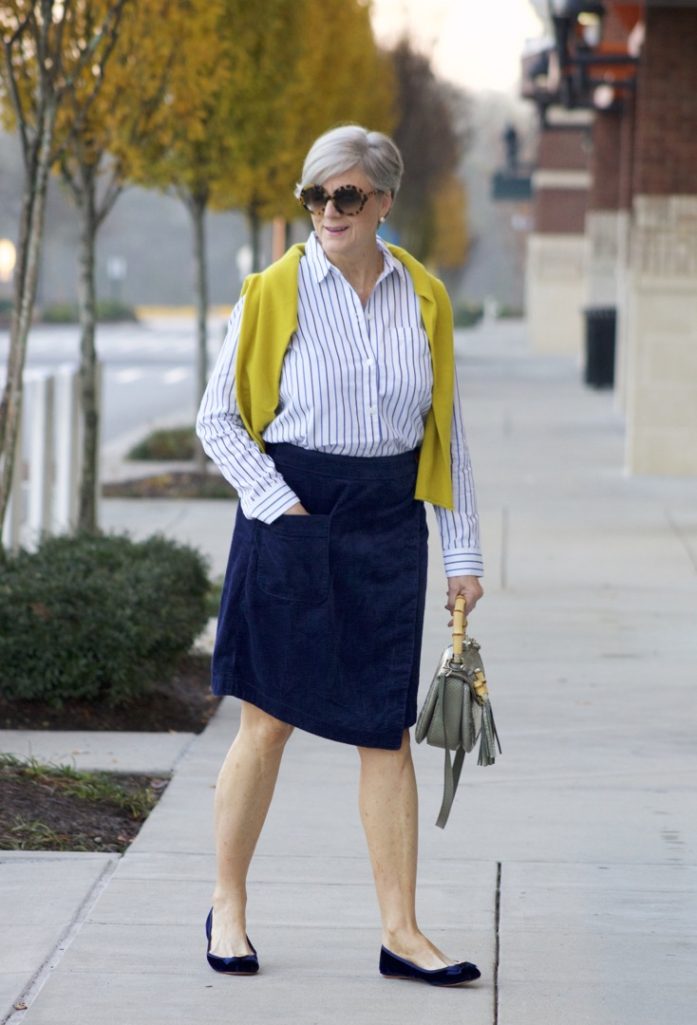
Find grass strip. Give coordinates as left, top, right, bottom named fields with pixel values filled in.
left=0, top=754, right=168, bottom=853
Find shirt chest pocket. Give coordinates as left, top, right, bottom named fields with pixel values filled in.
left=384, top=327, right=433, bottom=409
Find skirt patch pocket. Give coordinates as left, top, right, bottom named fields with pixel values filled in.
left=255, top=514, right=330, bottom=604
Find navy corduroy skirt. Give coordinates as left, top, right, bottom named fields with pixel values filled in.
left=212, top=443, right=428, bottom=749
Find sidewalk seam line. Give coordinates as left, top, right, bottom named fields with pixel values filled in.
left=170, top=731, right=199, bottom=773
left=2, top=855, right=120, bottom=1025
left=665, top=509, right=697, bottom=574
left=494, top=860, right=502, bottom=1025
left=500, top=507, right=509, bottom=590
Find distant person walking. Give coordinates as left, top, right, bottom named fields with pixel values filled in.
left=196, top=124, right=484, bottom=986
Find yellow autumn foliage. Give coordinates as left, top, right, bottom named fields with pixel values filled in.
left=430, top=173, right=470, bottom=271
left=0, top=1, right=131, bottom=142
left=50, top=0, right=229, bottom=190
left=210, top=0, right=396, bottom=221
left=2, top=1, right=396, bottom=238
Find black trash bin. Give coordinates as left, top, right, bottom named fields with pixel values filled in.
left=583, top=307, right=616, bottom=388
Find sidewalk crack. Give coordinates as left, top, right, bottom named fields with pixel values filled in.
left=2, top=855, right=120, bottom=1025
left=494, top=860, right=502, bottom=1025
left=500, top=507, right=509, bottom=590
left=666, top=509, right=697, bottom=574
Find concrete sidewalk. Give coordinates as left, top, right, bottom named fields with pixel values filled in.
left=2, top=319, right=696, bottom=1025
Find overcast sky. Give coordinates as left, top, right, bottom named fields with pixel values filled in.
left=370, top=0, right=545, bottom=93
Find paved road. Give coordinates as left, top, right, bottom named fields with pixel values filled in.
left=0, top=315, right=228, bottom=444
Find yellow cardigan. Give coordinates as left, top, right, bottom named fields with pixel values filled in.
left=235, top=242, right=455, bottom=509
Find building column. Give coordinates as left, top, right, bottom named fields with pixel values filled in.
left=625, top=6, right=697, bottom=474
left=613, top=93, right=636, bottom=411
left=585, top=108, right=627, bottom=310
left=526, top=109, right=591, bottom=355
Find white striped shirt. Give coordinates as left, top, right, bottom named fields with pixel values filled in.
left=196, top=233, right=483, bottom=578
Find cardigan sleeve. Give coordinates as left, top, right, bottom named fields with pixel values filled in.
left=196, top=298, right=300, bottom=522
left=433, top=372, right=484, bottom=578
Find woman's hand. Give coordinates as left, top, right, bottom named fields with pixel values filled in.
left=445, top=575, right=483, bottom=625
left=283, top=502, right=310, bottom=516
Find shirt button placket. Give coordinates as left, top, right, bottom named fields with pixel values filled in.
left=364, top=307, right=379, bottom=432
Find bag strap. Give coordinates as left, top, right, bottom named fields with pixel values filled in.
left=434, top=597, right=469, bottom=828
left=436, top=747, right=465, bottom=829
left=433, top=663, right=466, bottom=829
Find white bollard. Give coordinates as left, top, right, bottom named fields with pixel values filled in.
left=53, top=364, right=81, bottom=533
left=94, top=361, right=102, bottom=529
left=27, top=371, right=55, bottom=540
left=1, top=428, right=24, bottom=552
left=2, top=361, right=100, bottom=549
left=483, top=295, right=500, bottom=323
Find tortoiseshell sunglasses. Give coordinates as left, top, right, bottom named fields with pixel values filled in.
left=298, top=184, right=379, bottom=216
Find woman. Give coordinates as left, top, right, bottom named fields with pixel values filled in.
left=196, top=125, right=484, bottom=986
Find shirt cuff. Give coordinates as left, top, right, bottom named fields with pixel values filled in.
left=443, top=549, right=484, bottom=578
left=240, top=479, right=301, bottom=523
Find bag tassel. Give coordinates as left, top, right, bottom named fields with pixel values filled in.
left=477, top=702, right=502, bottom=767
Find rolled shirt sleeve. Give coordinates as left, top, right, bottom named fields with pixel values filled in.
left=195, top=298, right=300, bottom=522
left=433, top=372, right=484, bottom=578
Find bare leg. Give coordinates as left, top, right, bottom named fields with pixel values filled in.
left=210, top=700, right=293, bottom=957
left=357, top=730, right=457, bottom=969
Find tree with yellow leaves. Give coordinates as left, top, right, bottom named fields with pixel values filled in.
left=53, top=0, right=228, bottom=521
left=430, top=173, right=470, bottom=271
left=388, top=39, right=471, bottom=267
left=212, top=0, right=395, bottom=257
left=128, top=0, right=395, bottom=452
left=117, top=0, right=246, bottom=471
left=0, top=0, right=128, bottom=535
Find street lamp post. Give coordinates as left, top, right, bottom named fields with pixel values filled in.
left=106, top=256, right=127, bottom=305
left=0, top=238, right=17, bottom=287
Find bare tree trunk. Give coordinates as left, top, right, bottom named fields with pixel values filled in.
left=248, top=204, right=262, bottom=273
left=0, top=0, right=128, bottom=537
left=188, top=190, right=209, bottom=473
left=0, top=105, right=56, bottom=529
left=76, top=166, right=100, bottom=532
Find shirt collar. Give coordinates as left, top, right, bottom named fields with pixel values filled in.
left=306, top=231, right=401, bottom=286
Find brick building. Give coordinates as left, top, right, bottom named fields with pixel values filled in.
left=523, top=0, right=697, bottom=475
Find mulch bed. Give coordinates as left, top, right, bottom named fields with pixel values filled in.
left=0, top=764, right=167, bottom=853
left=0, top=653, right=220, bottom=732
left=0, top=654, right=222, bottom=853
left=102, top=471, right=233, bottom=500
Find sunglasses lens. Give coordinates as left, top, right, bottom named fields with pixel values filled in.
left=333, top=186, right=363, bottom=215
left=301, top=186, right=328, bottom=213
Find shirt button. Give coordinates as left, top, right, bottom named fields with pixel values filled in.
left=365, top=358, right=373, bottom=367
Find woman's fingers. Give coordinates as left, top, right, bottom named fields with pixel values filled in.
left=445, top=576, right=484, bottom=618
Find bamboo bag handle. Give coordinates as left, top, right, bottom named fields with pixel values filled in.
left=452, top=595, right=467, bottom=659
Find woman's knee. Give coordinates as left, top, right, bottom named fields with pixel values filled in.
left=239, top=702, right=294, bottom=751
left=357, top=729, right=411, bottom=764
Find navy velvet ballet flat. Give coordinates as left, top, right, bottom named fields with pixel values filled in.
left=205, top=909, right=259, bottom=975
left=379, top=946, right=481, bottom=986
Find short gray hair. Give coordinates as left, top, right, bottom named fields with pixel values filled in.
left=295, top=125, right=404, bottom=199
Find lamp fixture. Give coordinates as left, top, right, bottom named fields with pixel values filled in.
left=0, top=239, right=17, bottom=284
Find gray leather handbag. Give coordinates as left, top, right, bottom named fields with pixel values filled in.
left=415, top=596, right=501, bottom=828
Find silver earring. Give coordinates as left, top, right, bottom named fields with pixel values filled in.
left=379, top=216, right=386, bottom=224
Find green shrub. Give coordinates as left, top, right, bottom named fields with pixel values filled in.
left=453, top=302, right=484, bottom=328
left=41, top=301, right=138, bottom=324
left=0, top=533, right=210, bottom=708
left=40, top=303, right=79, bottom=323
left=205, top=576, right=224, bottom=619
left=497, top=305, right=524, bottom=319
left=127, top=426, right=197, bottom=461
left=95, top=299, right=138, bottom=322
